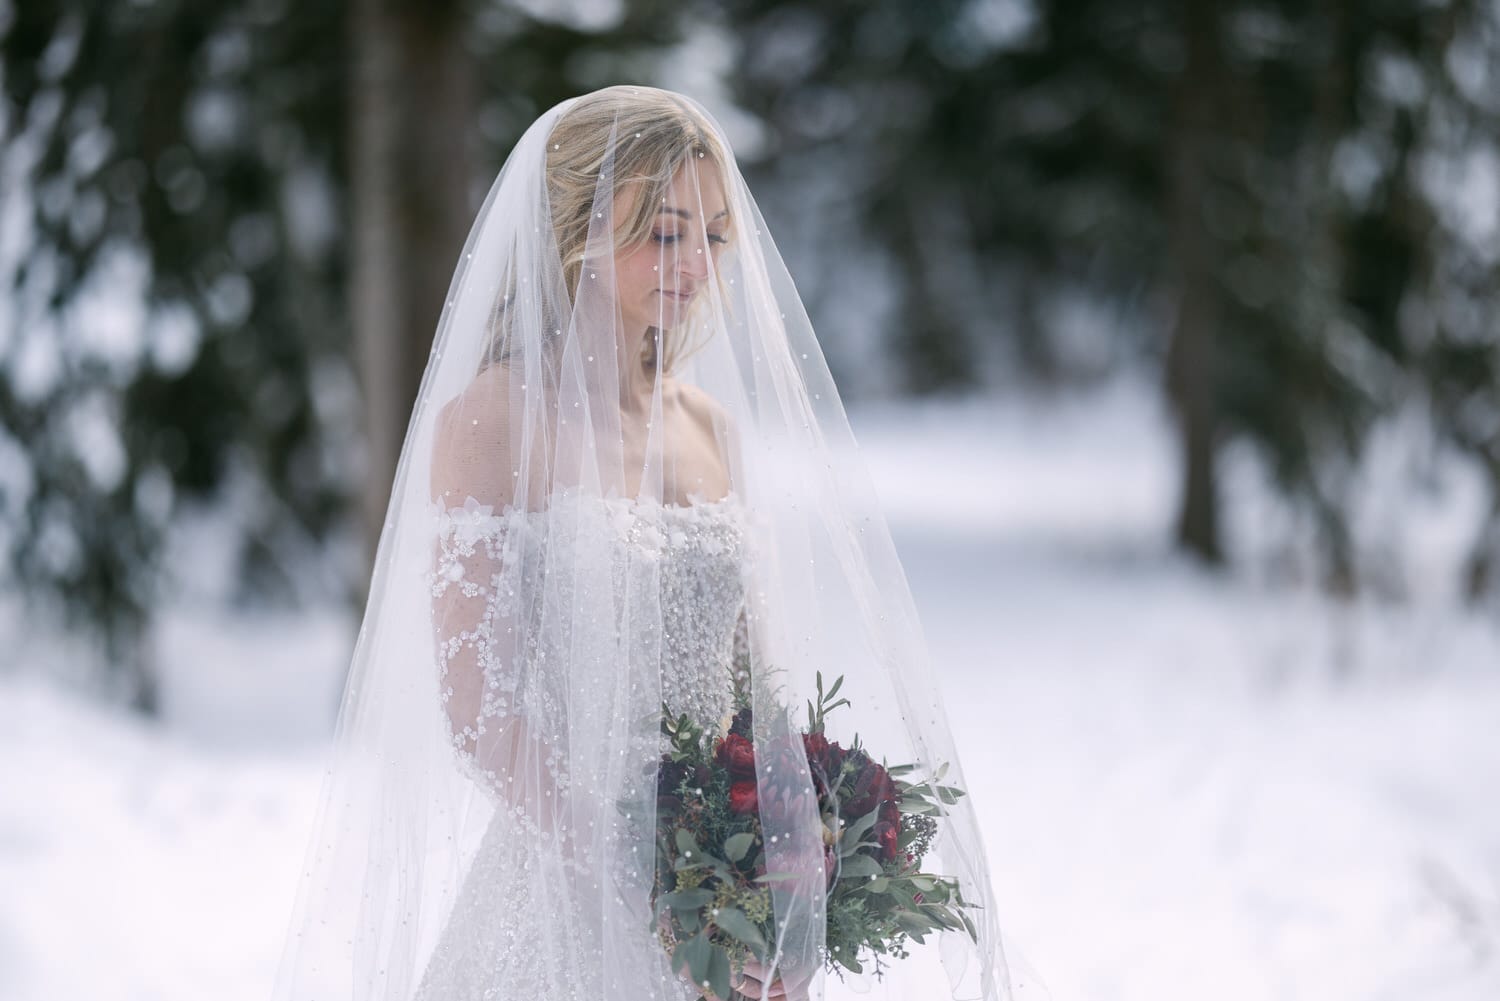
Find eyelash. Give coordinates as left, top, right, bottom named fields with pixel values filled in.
left=652, top=233, right=729, bottom=245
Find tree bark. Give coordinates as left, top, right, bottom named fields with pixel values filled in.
left=1164, top=0, right=1225, bottom=564
left=350, top=0, right=476, bottom=582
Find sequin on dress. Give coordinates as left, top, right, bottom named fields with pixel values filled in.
left=415, top=490, right=750, bottom=1000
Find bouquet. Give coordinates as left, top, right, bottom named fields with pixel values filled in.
left=652, top=672, right=977, bottom=1000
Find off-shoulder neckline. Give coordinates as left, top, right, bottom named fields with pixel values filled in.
left=434, top=487, right=742, bottom=521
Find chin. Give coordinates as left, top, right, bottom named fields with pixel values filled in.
left=651, top=301, right=692, bottom=326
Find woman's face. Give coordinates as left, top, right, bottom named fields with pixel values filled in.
left=613, top=161, right=731, bottom=337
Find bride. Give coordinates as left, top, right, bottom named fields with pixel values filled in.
left=273, top=86, right=1016, bottom=1001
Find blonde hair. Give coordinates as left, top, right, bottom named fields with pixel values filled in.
left=545, top=86, right=732, bottom=374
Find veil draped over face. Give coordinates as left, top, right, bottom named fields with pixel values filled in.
left=272, top=86, right=1015, bottom=1001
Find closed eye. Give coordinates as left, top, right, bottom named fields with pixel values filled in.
left=652, top=232, right=730, bottom=246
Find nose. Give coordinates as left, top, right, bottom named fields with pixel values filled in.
left=674, top=232, right=711, bottom=283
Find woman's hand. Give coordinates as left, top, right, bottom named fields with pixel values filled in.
left=727, top=958, right=813, bottom=1001
left=660, top=908, right=814, bottom=1001
left=670, top=949, right=811, bottom=1001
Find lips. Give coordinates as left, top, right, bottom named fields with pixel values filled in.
left=659, top=288, right=695, bottom=303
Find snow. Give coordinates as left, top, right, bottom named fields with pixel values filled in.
left=2, top=379, right=1497, bottom=1001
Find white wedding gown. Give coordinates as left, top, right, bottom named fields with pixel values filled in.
left=415, top=491, right=752, bottom=1000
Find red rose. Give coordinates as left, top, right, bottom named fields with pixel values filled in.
left=803, top=732, right=829, bottom=759
left=729, top=780, right=759, bottom=814
left=716, top=734, right=756, bottom=777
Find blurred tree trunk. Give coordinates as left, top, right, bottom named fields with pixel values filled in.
left=350, top=0, right=476, bottom=577
left=1164, top=0, right=1225, bottom=563
left=1465, top=497, right=1500, bottom=602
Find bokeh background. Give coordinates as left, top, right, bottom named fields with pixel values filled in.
left=2, top=2, right=1498, bottom=999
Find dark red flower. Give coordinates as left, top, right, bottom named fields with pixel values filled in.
left=716, top=733, right=756, bottom=777
left=876, top=818, right=900, bottom=861
left=729, top=707, right=753, bottom=738
left=803, top=732, right=829, bottom=759
left=878, top=798, right=902, bottom=860
left=845, top=759, right=895, bottom=819
left=826, top=741, right=848, bottom=777
left=657, top=760, right=688, bottom=797
left=728, top=780, right=759, bottom=814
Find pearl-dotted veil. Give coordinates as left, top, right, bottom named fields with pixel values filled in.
left=271, top=85, right=1015, bottom=1001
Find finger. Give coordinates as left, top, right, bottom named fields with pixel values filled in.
left=749, top=979, right=790, bottom=1001
left=731, top=975, right=763, bottom=997
left=733, top=980, right=783, bottom=1001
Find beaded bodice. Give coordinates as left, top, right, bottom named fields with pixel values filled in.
left=420, top=490, right=746, bottom=1001
left=431, top=489, right=749, bottom=736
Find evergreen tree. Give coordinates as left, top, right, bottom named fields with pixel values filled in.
left=1, top=0, right=350, bottom=709
left=0, top=0, right=687, bottom=709
left=719, top=0, right=1498, bottom=589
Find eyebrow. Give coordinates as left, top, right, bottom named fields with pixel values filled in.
left=658, top=207, right=730, bottom=222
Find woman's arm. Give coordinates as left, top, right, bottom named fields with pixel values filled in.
left=428, top=372, right=563, bottom=828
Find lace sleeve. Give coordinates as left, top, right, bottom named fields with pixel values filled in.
left=427, top=374, right=562, bottom=821
left=429, top=502, right=525, bottom=799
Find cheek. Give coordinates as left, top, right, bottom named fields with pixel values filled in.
left=617, top=247, right=660, bottom=296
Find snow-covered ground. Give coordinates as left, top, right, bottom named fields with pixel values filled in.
left=3, top=381, right=1498, bottom=1001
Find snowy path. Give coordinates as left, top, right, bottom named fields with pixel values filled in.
left=3, top=386, right=1498, bottom=1001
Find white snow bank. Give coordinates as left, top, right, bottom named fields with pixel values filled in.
left=1, top=379, right=1496, bottom=1001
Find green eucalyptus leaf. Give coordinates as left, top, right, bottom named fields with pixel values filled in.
left=711, top=906, right=767, bottom=953
left=723, top=832, right=755, bottom=863
left=923, top=879, right=953, bottom=904
left=896, top=911, right=932, bottom=942
left=924, top=905, right=960, bottom=931
left=682, top=931, right=711, bottom=986
left=707, top=944, right=732, bottom=1001
left=662, top=888, right=715, bottom=911
left=842, top=808, right=880, bottom=847
left=836, top=853, right=883, bottom=879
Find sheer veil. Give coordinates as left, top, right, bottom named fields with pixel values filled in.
left=272, top=85, right=1016, bottom=1001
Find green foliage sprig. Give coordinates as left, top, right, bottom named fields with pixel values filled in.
left=648, top=671, right=978, bottom=997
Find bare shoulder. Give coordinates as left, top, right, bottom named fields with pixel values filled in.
left=670, top=379, right=733, bottom=436
left=438, top=363, right=513, bottom=428
left=430, top=363, right=521, bottom=505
